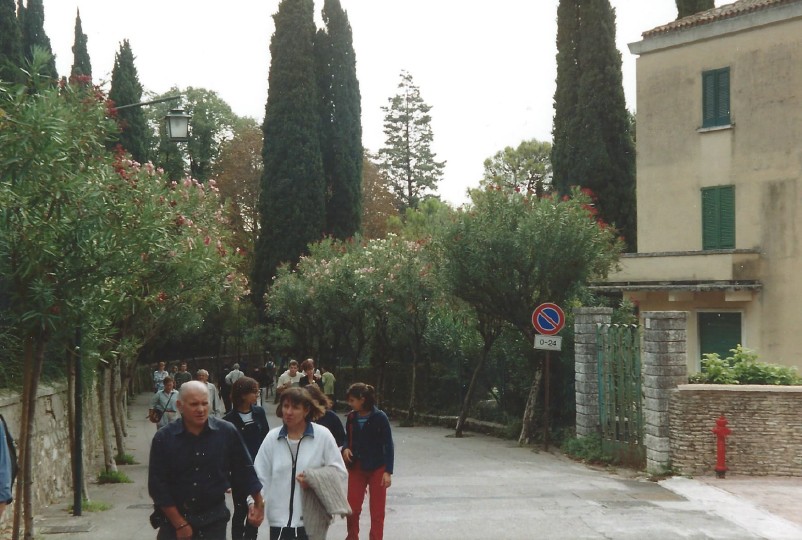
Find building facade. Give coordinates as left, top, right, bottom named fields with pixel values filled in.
left=601, top=0, right=802, bottom=371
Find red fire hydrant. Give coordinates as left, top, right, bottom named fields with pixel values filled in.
left=711, top=415, right=732, bottom=478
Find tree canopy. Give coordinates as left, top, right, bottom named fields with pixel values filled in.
left=70, top=9, right=91, bottom=80
left=109, top=40, right=149, bottom=164
left=482, top=139, right=552, bottom=197
left=676, top=0, right=715, bottom=19
left=378, top=70, right=445, bottom=213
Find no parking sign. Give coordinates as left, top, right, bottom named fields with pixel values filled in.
left=531, top=302, right=565, bottom=336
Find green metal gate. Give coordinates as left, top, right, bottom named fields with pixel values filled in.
left=596, top=324, right=644, bottom=466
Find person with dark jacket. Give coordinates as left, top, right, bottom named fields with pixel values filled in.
left=148, top=381, right=263, bottom=539
left=342, top=383, right=394, bottom=540
left=223, top=377, right=270, bottom=540
left=305, top=384, right=345, bottom=448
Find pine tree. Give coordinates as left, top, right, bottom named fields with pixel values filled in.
left=551, top=0, right=636, bottom=250
left=252, top=0, right=326, bottom=312
left=0, top=0, right=22, bottom=82
left=378, top=70, right=445, bottom=213
left=676, top=0, right=715, bottom=19
left=70, top=8, right=91, bottom=81
left=19, top=0, right=57, bottom=80
left=108, top=40, right=149, bottom=164
left=315, top=0, right=363, bottom=239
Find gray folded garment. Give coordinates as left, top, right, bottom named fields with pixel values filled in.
left=301, top=465, right=351, bottom=540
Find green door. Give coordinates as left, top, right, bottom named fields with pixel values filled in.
left=699, top=312, right=742, bottom=359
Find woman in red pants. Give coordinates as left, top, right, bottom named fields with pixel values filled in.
left=342, top=383, right=394, bottom=540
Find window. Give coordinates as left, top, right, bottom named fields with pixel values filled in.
left=702, top=185, right=735, bottom=250
left=702, top=67, right=730, bottom=127
left=699, top=312, right=741, bottom=360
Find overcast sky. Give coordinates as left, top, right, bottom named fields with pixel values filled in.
left=41, top=0, right=721, bottom=205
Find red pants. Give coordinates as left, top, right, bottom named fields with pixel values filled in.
left=346, top=462, right=386, bottom=540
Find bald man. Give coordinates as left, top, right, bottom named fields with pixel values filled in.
left=148, top=381, right=264, bottom=539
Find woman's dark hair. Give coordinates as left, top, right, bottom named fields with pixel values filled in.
left=231, top=376, right=259, bottom=410
left=304, top=384, right=332, bottom=410
left=276, top=387, right=325, bottom=421
left=162, top=376, right=174, bottom=385
left=345, top=382, right=376, bottom=409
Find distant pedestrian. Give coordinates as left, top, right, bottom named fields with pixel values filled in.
left=299, top=358, right=321, bottom=388
left=148, top=377, right=179, bottom=429
left=225, top=363, right=245, bottom=388
left=173, top=361, right=192, bottom=389
left=148, top=381, right=264, bottom=539
left=223, top=377, right=270, bottom=540
left=343, top=383, right=394, bottom=540
left=275, top=360, right=302, bottom=401
left=320, top=366, right=336, bottom=410
left=306, top=384, right=345, bottom=448
left=195, top=369, right=223, bottom=418
left=153, top=361, right=169, bottom=393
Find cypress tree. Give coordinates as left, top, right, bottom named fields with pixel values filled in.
left=551, top=0, right=636, bottom=251
left=315, top=0, right=363, bottom=239
left=108, top=40, right=149, bottom=164
left=70, top=8, right=91, bottom=81
left=676, top=0, right=715, bottom=19
left=19, top=0, right=57, bottom=80
left=551, top=0, right=580, bottom=198
left=0, top=0, right=22, bottom=82
left=252, top=0, right=325, bottom=312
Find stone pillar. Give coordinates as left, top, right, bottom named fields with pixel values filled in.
left=642, top=311, right=688, bottom=475
left=574, top=307, right=612, bottom=437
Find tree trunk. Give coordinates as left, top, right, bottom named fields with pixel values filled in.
left=110, top=359, right=126, bottom=460
left=14, top=336, right=47, bottom=540
left=98, top=367, right=118, bottom=474
left=405, top=350, right=417, bottom=426
left=456, top=352, right=487, bottom=438
left=517, top=366, right=543, bottom=446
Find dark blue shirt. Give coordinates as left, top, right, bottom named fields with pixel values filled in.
left=344, top=406, right=394, bottom=474
left=148, top=416, right=261, bottom=512
left=315, top=409, right=346, bottom=447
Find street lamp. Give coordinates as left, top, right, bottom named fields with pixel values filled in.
left=165, top=108, right=192, bottom=142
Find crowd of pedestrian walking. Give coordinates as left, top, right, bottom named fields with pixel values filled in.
left=144, top=357, right=394, bottom=539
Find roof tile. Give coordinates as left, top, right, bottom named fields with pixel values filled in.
left=642, top=0, right=802, bottom=37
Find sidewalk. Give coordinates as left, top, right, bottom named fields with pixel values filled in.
left=31, top=393, right=802, bottom=539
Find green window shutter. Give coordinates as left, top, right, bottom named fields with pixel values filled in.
left=703, top=71, right=717, bottom=127
left=702, top=67, right=731, bottom=127
left=717, top=68, right=730, bottom=125
left=702, top=187, right=720, bottom=249
left=718, top=185, right=735, bottom=248
left=701, top=186, right=735, bottom=250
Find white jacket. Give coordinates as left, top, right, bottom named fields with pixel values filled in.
left=253, top=422, right=347, bottom=528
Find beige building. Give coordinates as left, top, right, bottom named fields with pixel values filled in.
left=600, top=0, right=802, bottom=371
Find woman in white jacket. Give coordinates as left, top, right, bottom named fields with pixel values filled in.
left=254, top=387, right=347, bottom=540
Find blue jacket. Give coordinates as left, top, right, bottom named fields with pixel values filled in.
left=0, top=419, right=12, bottom=503
left=343, top=407, right=394, bottom=474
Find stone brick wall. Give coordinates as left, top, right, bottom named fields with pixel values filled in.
left=669, top=385, right=802, bottom=476
left=574, top=307, right=613, bottom=437
left=0, top=383, right=102, bottom=530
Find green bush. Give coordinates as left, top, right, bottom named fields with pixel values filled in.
left=68, top=499, right=112, bottom=512
left=689, top=346, right=802, bottom=385
left=114, top=453, right=137, bottom=465
left=562, top=434, right=613, bottom=465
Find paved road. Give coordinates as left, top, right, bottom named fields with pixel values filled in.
left=33, top=393, right=802, bottom=539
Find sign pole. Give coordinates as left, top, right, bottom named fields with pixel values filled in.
left=544, top=350, right=550, bottom=451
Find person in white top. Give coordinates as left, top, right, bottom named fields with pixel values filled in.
left=275, top=359, right=302, bottom=398
left=253, top=387, right=346, bottom=539
left=195, top=369, right=223, bottom=418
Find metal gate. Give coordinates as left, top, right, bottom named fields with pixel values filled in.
left=596, top=324, right=644, bottom=466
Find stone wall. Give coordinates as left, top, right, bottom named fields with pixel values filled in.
left=0, top=383, right=102, bottom=530
left=669, top=385, right=802, bottom=476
